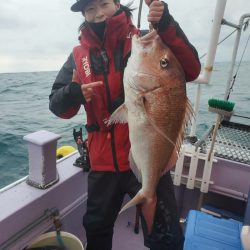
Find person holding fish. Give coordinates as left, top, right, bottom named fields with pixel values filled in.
left=49, top=0, right=201, bottom=249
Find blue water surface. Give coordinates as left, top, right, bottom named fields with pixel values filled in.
left=0, top=62, right=249, bottom=188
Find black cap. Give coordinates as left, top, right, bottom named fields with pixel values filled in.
left=71, top=0, right=92, bottom=12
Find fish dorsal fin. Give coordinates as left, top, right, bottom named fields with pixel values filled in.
left=175, top=99, right=194, bottom=152
left=129, top=151, right=142, bottom=183
left=106, top=103, right=128, bottom=125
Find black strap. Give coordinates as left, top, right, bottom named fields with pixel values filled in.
left=113, top=43, right=125, bottom=71
left=85, top=123, right=100, bottom=133
left=110, top=95, right=124, bottom=114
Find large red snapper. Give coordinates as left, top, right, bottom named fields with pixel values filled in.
left=109, top=30, right=193, bottom=233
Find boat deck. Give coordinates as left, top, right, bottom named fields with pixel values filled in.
left=200, top=120, right=250, bottom=165
left=113, top=205, right=147, bottom=250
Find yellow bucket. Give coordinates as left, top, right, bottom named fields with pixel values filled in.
left=56, top=146, right=77, bottom=159
left=26, top=231, right=84, bottom=250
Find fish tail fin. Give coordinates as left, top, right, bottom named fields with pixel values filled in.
left=120, top=190, right=157, bottom=234
left=119, top=190, right=145, bottom=214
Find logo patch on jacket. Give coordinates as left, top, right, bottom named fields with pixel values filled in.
left=82, top=56, right=91, bottom=77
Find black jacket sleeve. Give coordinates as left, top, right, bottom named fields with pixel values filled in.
left=49, top=53, right=86, bottom=119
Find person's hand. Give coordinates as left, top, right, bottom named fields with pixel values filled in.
left=72, top=69, right=103, bottom=103
left=144, top=0, right=164, bottom=24
left=81, top=81, right=103, bottom=102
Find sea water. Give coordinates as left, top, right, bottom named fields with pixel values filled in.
left=0, top=61, right=249, bottom=188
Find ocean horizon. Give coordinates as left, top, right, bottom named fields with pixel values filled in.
left=1, top=60, right=249, bottom=75
left=0, top=61, right=249, bottom=188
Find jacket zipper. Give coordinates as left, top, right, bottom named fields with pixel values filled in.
left=101, top=48, right=120, bottom=172
left=110, top=126, right=120, bottom=172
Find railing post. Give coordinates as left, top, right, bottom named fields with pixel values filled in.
left=23, top=130, right=61, bottom=189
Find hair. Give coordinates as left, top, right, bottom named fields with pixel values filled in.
left=78, top=0, right=135, bottom=32
left=120, top=2, right=135, bottom=17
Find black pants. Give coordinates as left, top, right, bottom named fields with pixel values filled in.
left=82, top=170, right=184, bottom=250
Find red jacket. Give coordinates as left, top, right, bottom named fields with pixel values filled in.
left=73, top=12, right=139, bottom=172
left=49, top=8, right=201, bottom=172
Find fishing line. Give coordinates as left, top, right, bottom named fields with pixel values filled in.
left=199, top=19, right=250, bottom=60
left=137, top=0, right=144, bottom=29
left=226, top=30, right=250, bottom=100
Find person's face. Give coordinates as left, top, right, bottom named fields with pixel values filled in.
left=83, top=0, right=120, bottom=23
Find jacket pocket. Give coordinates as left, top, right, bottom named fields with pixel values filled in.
left=88, top=131, right=113, bottom=170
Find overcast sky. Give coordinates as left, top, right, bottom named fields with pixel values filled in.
left=0, top=0, right=249, bottom=73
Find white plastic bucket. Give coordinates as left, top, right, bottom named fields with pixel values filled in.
left=26, top=231, right=84, bottom=250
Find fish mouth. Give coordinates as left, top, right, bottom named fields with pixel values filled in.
left=139, top=30, right=158, bottom=42
left=132, top=30, right=158, bottom=47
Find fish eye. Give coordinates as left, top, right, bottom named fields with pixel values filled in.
left=160, top=58, right=169, bottom=69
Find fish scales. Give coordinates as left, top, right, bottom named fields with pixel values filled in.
left=108, top=30, right=193, bottom=233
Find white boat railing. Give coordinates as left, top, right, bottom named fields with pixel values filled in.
left=179, top=0, right=250, bottom=198
left=189, top=2, right=250, bottom=137
left=173, top=144, right=216, bottom=192
left=189, top=0, right=227, bottom=137
left=194, top=0, right=227, bottom=85
left=224, top=13, right=250, bottom=100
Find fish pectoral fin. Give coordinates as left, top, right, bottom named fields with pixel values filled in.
left=106, top=103, right=128, bottom=125
left=129, top=151, right=142, bottom=183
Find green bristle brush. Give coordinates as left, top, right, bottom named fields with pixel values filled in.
left=208, top=98, right=235, bottom=115
left=207, top=98, right=235, bottom=161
